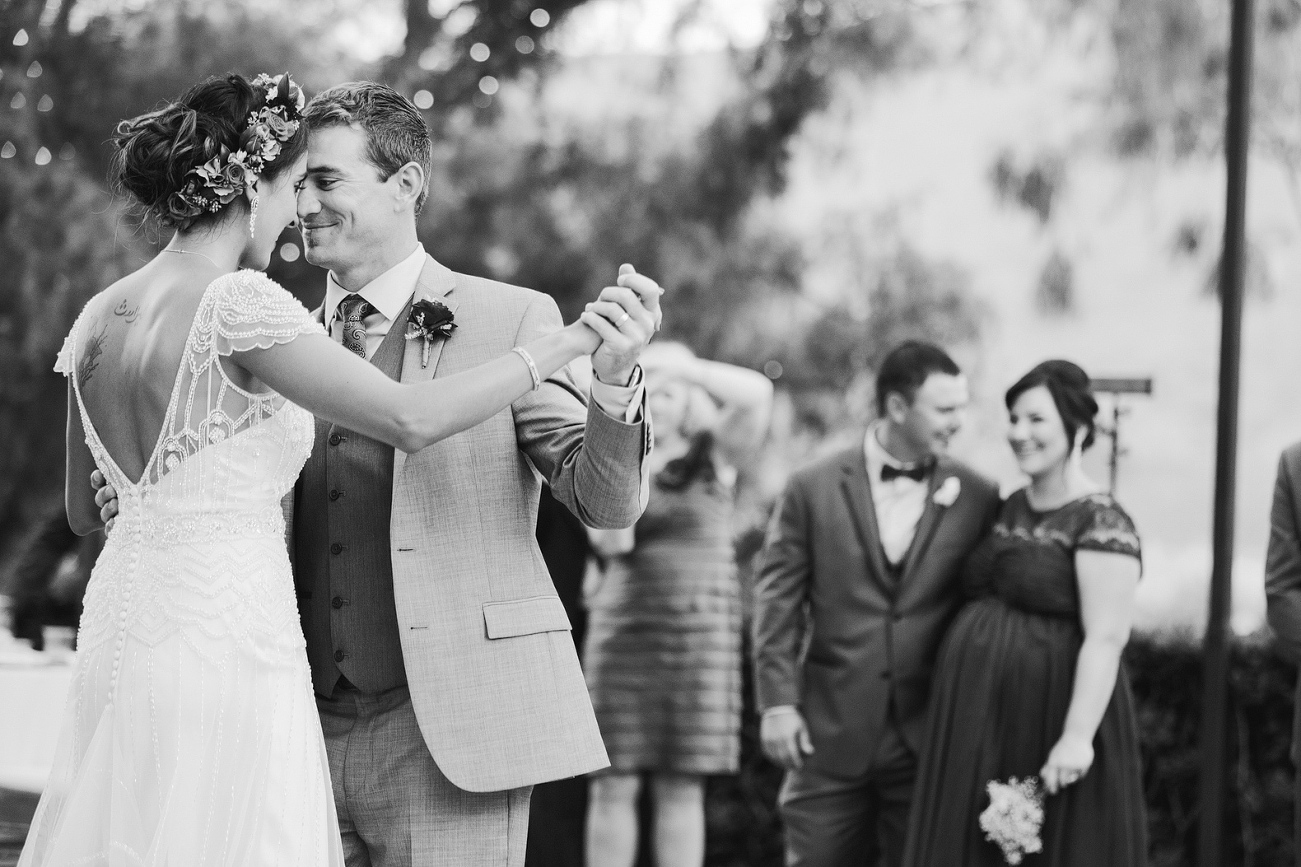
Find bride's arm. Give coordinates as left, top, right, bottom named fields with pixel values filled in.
left=65, top=382, right=103, bottom=536
left=234, top=320, right=599, bottom=454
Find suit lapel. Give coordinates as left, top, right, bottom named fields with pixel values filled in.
left=900, top=459, right=951, bottom=579
left=839, top=448, right=894, bottom=595
left=393, top=256, right=459, bottom=479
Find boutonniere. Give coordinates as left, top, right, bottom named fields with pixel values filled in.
left=405, top=298, right=456, bottom=368
left=933, top=476, right=962, bottom=507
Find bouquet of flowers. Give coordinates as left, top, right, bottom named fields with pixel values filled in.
left=978, top=776, right=1044, bottom=865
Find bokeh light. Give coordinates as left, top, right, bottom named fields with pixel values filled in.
left=279, top=242, right=301, bottom=263
left=469, top=42, right=490, bottom=62
left=58, top=143, right=75, bottom=161
left=413, top=89, right=434, bottom=110
left=37, top=94, right=53, bottom=112
left=12, top=29, right=28, bottom=47
left=515, top=35, right=535, bottom=54
left=1, top=142, right=15, bottom=159
left=763, top=360, right=784, bottom=380
left=10, top=93, right=25, bottom=110
left=529, top=9, right=550, bottom=27
left=34, top=147, right=51, bottom=166
left=472, top=92, right=491, bottom=109
left=478, top=76, right=499, bottom=96
left=26, top=61, right=41, bottom=78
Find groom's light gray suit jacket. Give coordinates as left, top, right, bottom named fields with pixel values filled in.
left=291, top=255, right=650, bottom=793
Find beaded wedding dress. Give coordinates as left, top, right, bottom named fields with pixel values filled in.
left=19, top=271, right=344, bottom=866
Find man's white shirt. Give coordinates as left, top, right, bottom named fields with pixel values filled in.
left=863, top=422, right=930, bottom=567
left=323, top=243, right=644, bottom=422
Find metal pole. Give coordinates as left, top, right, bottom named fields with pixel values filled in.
left=1198, top=0, right=1254, bottom=862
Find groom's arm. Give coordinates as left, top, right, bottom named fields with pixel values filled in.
left=512, top=293, right=650, bottom=530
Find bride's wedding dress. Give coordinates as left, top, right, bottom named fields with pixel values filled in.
left=19, top=272, right=344, bottom=866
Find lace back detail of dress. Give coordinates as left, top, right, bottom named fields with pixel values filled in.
left=143, top=270, right=321, bottom=489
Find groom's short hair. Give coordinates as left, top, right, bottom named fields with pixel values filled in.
left=303, top=81, right=433, bottom=215
left=875, top=341, right=961, bottom=416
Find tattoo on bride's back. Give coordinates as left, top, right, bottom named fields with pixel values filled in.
left=78, top=321, right=107, bottom=391
left=113, top=299, right=139, bottom=324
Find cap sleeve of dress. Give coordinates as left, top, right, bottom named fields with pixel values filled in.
left=1076, top=496, right=1142, bottom=564
left=204, top=269, right=325, bottom=357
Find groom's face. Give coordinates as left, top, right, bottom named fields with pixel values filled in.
left=297, top=125, right=402, bottom=275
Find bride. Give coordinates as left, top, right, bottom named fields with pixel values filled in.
left=18, top=72, right=650, bottom=866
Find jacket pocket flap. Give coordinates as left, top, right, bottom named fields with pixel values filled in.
left=483, top=595, right=572, bottom=640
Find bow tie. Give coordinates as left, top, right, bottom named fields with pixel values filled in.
left=880, top=463, right=929, bottom=484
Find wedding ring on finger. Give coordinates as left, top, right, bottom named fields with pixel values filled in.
left=615, top=312, right=631, bottom=329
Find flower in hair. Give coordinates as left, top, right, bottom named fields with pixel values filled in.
left=175, top=72, right=305, bottom=220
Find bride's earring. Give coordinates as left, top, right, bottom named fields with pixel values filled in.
left=248, top=192, right=259, bottom=239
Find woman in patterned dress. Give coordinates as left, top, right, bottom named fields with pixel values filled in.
left=583, top=342, right=773, bottom=867
left=901, top=360, right=1147, bottom=867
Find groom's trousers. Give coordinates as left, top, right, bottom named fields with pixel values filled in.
left=318, top=683, right=533, bottom=867
left=778, top=720, right=916, bottom=867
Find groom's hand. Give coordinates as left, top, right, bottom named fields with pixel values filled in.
left=580, top=264, right=663, bottom=387
left=91, top=469, right=119, bottom=533
left=761, top=707, right=814, bottom=771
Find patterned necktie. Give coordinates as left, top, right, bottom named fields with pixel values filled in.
left=336, top=294, right=376, bottom=359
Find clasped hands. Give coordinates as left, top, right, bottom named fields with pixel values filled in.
left=578, top=263, right=663, bottom=387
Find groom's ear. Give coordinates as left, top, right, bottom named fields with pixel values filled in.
left=392, top=161, right=424, bottom=213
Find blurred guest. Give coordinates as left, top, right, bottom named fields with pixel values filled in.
left=1265, top=440, right=1301, bottom=867
left=752, top=341, right=998, bottom=867
left=7, top=501, right=99, bottom=650
left=902, top=361, right=1146, bottom=867
left=583, top=343, right=774, bottom=867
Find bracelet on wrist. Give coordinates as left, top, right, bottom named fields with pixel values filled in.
left=512, top=346, right=542, bottom=391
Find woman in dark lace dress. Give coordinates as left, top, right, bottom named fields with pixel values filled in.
left=583, top=342, right=773, bottom=867
left=902, top=360, right=1146, bottom=867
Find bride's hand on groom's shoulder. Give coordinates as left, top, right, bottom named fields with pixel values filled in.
left=579, top=264, right=664, bottom=387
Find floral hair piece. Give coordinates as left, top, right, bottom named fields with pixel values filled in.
left=171, top=73, right=306, bottom=221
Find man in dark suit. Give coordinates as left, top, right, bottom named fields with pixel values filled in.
left=1266, top=441, right=1301, bottom=867
left=752, top=341, right=1000, bottom=867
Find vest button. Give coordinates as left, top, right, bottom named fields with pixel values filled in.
left=329, top=489, right=342, bottom=501
left=330, top=543, right=342, bottom=555
left=332, top=596, right=345, bottom=609
left=329, top=433, right=341, bottom=446
left=334, top=650, right=345, bottom=662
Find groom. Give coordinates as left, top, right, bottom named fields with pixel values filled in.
left=751, top=341, right=999, bottom=867
left=292, top=83, right=657, bottom=867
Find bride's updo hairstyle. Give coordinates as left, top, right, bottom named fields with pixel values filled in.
left=1004, top=360, right=1100, bottom=451
left=112, top=73, right=308, bottom=231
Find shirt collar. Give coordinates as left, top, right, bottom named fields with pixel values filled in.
left=324, top=243, right=427, bottom=323
left=865, top=421, right=932, bottom=478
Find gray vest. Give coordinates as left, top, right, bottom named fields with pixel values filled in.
left=296, top=300, right=414, bottom=696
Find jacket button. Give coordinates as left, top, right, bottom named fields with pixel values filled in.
left=331, top=596, right=344, bottom=609
left=329, top=489, right=342, bottom=501
left=334, top=650, right=345, bottom=662
left=330, top=543, right=342, bottom=555
left=329, top=433, right=341, bottom=446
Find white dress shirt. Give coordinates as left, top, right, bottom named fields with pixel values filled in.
left=324, top=243, right=643, bottom=421
left=863, top=422, right=931, bottom=567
